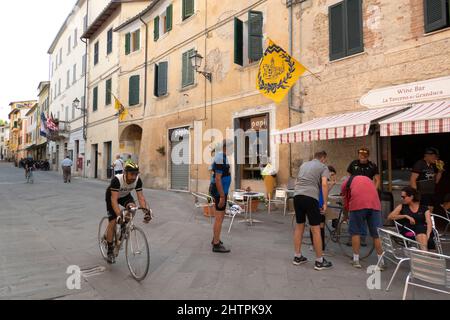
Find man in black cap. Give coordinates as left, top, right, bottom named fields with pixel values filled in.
left=347, top=147, right=380, bottom=190
left=410, top=147, right=445, bottom=210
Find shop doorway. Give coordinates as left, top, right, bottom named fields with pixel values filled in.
left=169, top=127, right=190, bottom=191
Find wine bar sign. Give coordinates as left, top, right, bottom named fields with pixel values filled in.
left=360, top=76, right=450, bottom=109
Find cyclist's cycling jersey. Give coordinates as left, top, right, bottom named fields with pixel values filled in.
left=105, top=174, right=143, bottom=201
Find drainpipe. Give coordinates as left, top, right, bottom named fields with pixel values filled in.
left=139, top=15, right=149, bottom=116
left=80, top=0, right=89, bottom=178
left=288, top=0, right=293, bottom=178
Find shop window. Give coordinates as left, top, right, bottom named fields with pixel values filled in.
left=239, top=114, right=269, bottom=180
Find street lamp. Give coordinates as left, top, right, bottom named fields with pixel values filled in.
left=72, top=97, right=86, bottom=140
left=189, top=50, right=212, bottom=82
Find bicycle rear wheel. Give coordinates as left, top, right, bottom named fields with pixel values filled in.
left=98, top=217, right=110, bottom=260
left=126, top=226, right=150, bottom=281
left=337, top=219, right=375, bottom=259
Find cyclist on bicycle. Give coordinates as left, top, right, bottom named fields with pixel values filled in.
left=105, top=161, right=152, bottom=264
left=24, top=158, right=35, bottom=179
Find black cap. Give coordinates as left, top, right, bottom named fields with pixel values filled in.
left=424, top=147, right=439, bottom=156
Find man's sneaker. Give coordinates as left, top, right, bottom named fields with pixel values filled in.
left=350, top=260, right=362, bottom=268
left=211, top=240, right=224, bottom=245
left=314, top=258, right=333, bottom=270
left=212, top=243, right=230, bottom=253
left=292, top=256, right=308, bottom=266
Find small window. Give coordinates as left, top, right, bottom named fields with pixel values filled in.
left=182, top=49, right=195, bottom=87
left=66, top=70, right=70, bottom=89
left=234, top=11, right=264, bottom=66
left=329, top=0, right=364, bottom=61
left=67, top=36, right=71, bottom=55
left=105, top=79, right=112, bottom=106
left=182, top=0, right=194, bottom=20
left=424, top=0, right=450, bottom=33
left=126, top=29, right=141, bottom=54
left=93, top=87, right=98, bottom=112
left=74, top=29, right=78, bottom=48
left=94, top=41, right=99, bottom=65
left=59, top=48, right=63, bottom=64
left=154, top=61, right=168, bottom=97
left=107, top=28, right=113, bottom=55
left=73, top=64, right=77, bottom=84
left=129, top=75, right=140, bottom=106
left=83, top=15, right=88, bottom=33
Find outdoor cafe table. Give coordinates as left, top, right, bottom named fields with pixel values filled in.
left=238, top=192, right=265, bottom=226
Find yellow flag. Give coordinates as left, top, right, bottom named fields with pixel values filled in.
left=257, top=40, right=306, bottom=103
left=114, top=96, right=128, bottom=122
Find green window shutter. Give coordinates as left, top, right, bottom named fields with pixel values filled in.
left=158, top=61, right=168, bottom=96
left=93, top=87, right=98, bottom=111
left=154, top=17, right=160, bottom=41
left=234, top=18, right=244, bottom=66
left=248, top=11, right=263, bottom=62
left=105, top=79, right=112, bottom=105
left=125, top=33, right=131, bottom=55
left=129, top=75, right=140, bottom=106
left=183, top=0, right=194, bottom=20
left=135, top=29, right=141, bottom=50
left=424, top=0, right=448, bottom=33
left=346, top=0, right=363, bottom=56
left=166, top=5, right=173, bottom=32
left=329, top=2, right=346, bottom=61
left=154, top=64, right=159, bottom=97
left=182, top=50, right=194, bottom=87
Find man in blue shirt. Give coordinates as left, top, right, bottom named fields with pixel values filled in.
left=210, top=139, right=233, bottom=253
left=61, top=156, right=73, bottom=183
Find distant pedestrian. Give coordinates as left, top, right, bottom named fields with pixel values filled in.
left=341, top=175, right=384, bottom=269
left=292, top=151, right=333, bottom=271
left=61, top=156, right=73, bottom=183
left=112, top=155, right=124, bottom=175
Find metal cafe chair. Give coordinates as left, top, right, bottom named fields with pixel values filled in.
left=267, top=188, right=288, bottom=216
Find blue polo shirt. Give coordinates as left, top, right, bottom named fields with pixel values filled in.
left=210, top=152, right=231, bottom=195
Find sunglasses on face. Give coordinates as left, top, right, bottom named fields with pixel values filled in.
left=401, top=195, right=410, bottom=199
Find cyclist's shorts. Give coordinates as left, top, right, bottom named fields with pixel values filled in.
left=106, top=194, right=135, bottom=221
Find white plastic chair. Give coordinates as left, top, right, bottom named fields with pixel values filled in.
left=377, top=228, right=420, bottom=291
left=191, top=192, right=214, bottom=223
left=225, top=200, right=244, bottom=233
left=268, top=188, right=287, bottom=216
left=402, top=248, right=450, bottom=300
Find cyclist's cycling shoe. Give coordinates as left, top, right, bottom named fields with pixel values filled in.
left=107, top=244, right=116, bottom=264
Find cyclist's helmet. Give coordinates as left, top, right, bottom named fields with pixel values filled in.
left=124, top=161, right=139, bottom=173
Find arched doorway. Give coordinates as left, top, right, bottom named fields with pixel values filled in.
left=119, top=124, right=143, bottom=164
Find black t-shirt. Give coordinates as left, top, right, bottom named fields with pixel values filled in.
left=400, top=204, right=428, bottom=229
left=412, top=160, right=438, bottom=181
left=347, top=160, right=379, bottom=180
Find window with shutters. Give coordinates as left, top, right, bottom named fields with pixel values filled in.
left=67, top=36, right=71, bottom=55
left=155, top=4, right=173, bottom=39
left=328, top=0, right=364, bottom=61
left=424, top=0, right=450, bottom=33
left=93, top=87, right=98, bottom=112
left=182, top=0, right=195, bottom=21
left=126, top=29, right=141, bottom=53
left=74, top=29, right=78, bottom=48
left=129, top=75, right=140, bottom=106
left=234, top=11, right=264, bottom=67
left=182, top=49, right=195, bottom=88
left=73, top=64, right=77, bottom=84
left=94, top=41, right=99, bottom=65
left=107, top=28, right=113, bottom=55
left=154, top=61, right=168, bottom=97
left=66, top=70, right=70, bottom=89
left=105, top=79, right=112, bottom=106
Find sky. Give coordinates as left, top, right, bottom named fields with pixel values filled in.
left=0, top=0, right=76, bottom=121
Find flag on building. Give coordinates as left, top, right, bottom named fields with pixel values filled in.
left=46, top=113, right=58, bottom=132
left=40, top=112, right=47, bottom=137
left=257, top=40, right=306, bottom=103
left=114, top=95, right=129, bottom=122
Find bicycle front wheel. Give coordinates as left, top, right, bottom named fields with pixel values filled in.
left=126, top=226, right=150, bottom=281
left=98, top=217, right=110, bottom=260
left=337, top=219, right=375, bottom=259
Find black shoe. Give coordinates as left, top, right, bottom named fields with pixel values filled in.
left=314, top=258, right=333, bottom=271
left=212, top=243, right=230, bottom=253
left=107, top=245, right=116, bottom=264
left=293, top=256, right=308, bottom=266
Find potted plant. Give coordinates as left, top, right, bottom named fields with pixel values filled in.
left=156, top=146, right=166, bottom=156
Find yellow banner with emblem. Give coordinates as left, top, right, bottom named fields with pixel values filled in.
left=257, top=40, right=306, bottom=103
left=113, top=95, right=129, bottom=122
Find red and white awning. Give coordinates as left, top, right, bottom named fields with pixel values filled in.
left=273, top=106, right=406, bottom=144
left=379, top=100, right=450, bottom=137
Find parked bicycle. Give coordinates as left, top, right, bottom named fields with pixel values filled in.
left=294, top=203, right=375, bottom=259
left=98, top=207, right=152, bottom=281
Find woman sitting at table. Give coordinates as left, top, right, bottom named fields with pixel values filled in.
left=388, top=186, right=433, bottom=250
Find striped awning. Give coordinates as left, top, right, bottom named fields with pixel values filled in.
left=379, top=100, right=450, bottom=137
left=273, top=106, right=407, bottom=144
